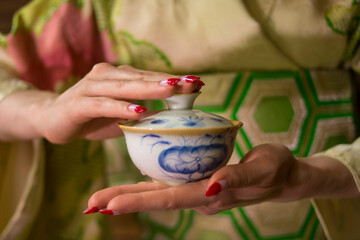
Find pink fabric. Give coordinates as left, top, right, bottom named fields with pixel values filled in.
left=6, top=2, right=116, bottom=90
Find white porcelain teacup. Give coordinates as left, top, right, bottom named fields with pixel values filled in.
left=119, top=92, right=242, bottom=185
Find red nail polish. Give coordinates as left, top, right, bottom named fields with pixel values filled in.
left=161, top=78, right=181, bottom=86
left=99, top=209, right=114, bottom=215
left=128, top=104, right=147, bottom=113
left=134, top=106, right=147, bottom=113
left=197, top=80, right=205, bottom=86
left=83, top=207, right=99, bottom=214
left=181, top=75, right=200, bottom=83
left=205, top=182, right=222, bottom=197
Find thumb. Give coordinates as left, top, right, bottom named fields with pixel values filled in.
left=205, top=160, right=264, bottom=197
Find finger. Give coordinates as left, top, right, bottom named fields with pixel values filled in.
left=80, top=78, right=179, bottom=99
left=190, top=79, right=205, bottom=93
left=133, top=71, right=203, bottom=94
left=118, top=67, right=201, bottom=85
left=90, top=63, right=149, bottom=80
left=93, top=63, right=181, bottom=83
left=117, top=65, right=177, bottom=81
left=87, top=181, right=170, bottom=210
left=89, top=63, right=141, bottom=80
left=205, top=160, right=267, bottom=197
left=104, top=180, right=211, bottom=214
left=80, top=118, right=124, bottom=140
left=83, top=76, right=202, bottom=99
left=126, top=69, right=204, bottom=94
left=193, top=194, right=275, bottom=215
left=176, top=76, right=203, bottom=93
left=91, top=63, right=202, bottom=91
left=82, top=113, right=166, bottom=140
left=87, top=64, right=202, bottom=96
left=74, top=97, right=148, bottom=121
left=176, top=81, right=201, bottom=93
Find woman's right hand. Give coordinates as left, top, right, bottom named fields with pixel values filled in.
left=85, top=143, right=360, bottom=216
left=0, top=63, right=202, bottom=143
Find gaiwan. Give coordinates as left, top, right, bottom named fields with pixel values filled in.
left=119, top=92, right=242, bottom=186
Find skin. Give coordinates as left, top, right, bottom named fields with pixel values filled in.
left=87, top=143, right=360, bottom=215
left=0, top=63, right=201, bottom=143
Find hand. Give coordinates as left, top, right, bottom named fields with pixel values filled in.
left=85, top=143, right=360, bottom=215
left=0, top=63, right=202, bottom=143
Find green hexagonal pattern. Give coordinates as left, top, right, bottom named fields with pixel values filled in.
left=253, top=96, right=295, bottom=133
left=232, top=71, right=310, bottom=154
left=324, top=135, right=349, bottom=149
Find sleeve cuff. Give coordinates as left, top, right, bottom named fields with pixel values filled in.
left=0, top=66, right=33, bottom=102
left=314, top=138, right=360, bottom=192
left=0, top=78, right=33, bottom=102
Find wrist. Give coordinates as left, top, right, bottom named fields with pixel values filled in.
left=30, top=90, right=59, bottom=140
left=296, top=156, right=359, bottom=199
left=0, top=90, right=58, bottom=141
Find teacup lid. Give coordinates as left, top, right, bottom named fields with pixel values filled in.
left=123, top=92, right=234, bottom=130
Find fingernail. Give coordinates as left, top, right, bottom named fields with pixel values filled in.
left=99, top=209, right=120, bottom=215
left=180, top=75, right=200, bottom=83
left=205, top=180, right=227, bottom=197
left=83, top=207, right=99, bottom=214
left=197, top=80, right=205, bottom=86
left=159, top=78, right=181, bottom=86
left=128, top=104, right=147, bottom=113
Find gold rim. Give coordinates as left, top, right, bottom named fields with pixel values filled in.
left=118, top=120, right=243, bottom=135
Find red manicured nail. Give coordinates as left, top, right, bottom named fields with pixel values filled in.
left=99, top=209, right=120, bottom=215
left=180, top=75, right=200, bottom=83
left=197, top=80, right=205, bottom=86
left=99, top=209, right=114, bottom=215
left=83, top=207, right=99, bottom=214
left=160, top=78, right=181, bottom=86
left=205, top=182, right=222, bottom=197
left=128, top=104, right=147, bottom=113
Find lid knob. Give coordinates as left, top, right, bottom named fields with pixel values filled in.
left=164, top=92, right=201, bottom=110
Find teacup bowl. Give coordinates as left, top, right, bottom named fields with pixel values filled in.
left=119, top=120, right=242, bottom=186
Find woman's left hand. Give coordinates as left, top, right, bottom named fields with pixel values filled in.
left=85, top=143, right=359, bottom=215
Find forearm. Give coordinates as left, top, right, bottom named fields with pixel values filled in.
left=296, top=155, right=360, bottom=199
left=0, top=89, right=58, bottom=141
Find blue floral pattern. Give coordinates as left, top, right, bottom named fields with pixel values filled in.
left=150, top=119, right=169, bottom=124
left=150, top=116, right=205, bottom=128
left=141, top=132, right=233, bottom=181
left=210, top=117, right=224, bottom=123
left=179, top=116, right=205, bottom=127
left=159, top=144, right=228, bottom=174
